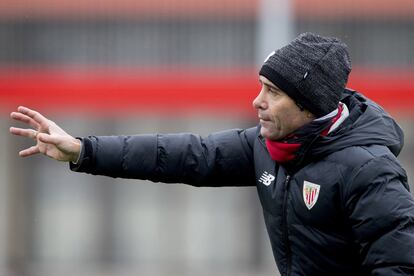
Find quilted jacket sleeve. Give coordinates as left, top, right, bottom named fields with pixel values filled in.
left=70, top=127, right=257, bottom=187
left=344, top=155, right=414, bottom=275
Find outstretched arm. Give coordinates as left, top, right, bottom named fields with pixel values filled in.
left=9, top=106, right=81, bottom=162
left=10, top=106, right=257, bottom=187
left=71, top=128, right=258, bottom=187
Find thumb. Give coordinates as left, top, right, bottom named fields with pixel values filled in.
left=37, top=133, right=61, bottom=145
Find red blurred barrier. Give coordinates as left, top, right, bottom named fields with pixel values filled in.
left=0, top=67, right=259, bottom=116
left=0, top=66, right=413, bottom=116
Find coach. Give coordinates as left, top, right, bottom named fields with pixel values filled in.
left=10, top=33, right=414, bottom=275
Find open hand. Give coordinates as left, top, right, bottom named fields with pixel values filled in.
left=10, top=106, right=81, bottom=162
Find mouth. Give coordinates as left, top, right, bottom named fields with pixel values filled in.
left=259, top=118, right=272, bottom=127
left=258, top=114, right=270, bottom=121
left=260, top=120, right=271, bottom=128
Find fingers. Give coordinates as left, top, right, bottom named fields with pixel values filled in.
left=10, top=128, right=61, bottom=147
left=9, top=127, right=38, bottom=140
left=10, top=111, right=40, bottom=129
left=37, top=133, right=60, bottom=145
left=10, top=125, right=40, bottom=157
left=16, top=106, right=50, bottom=129
left=19, top=146, right=40, bottom=157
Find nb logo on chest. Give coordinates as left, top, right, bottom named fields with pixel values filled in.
left=259, top=171, right=275, bottom=186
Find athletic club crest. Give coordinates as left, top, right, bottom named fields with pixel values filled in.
left=303, top=181, right=320, bottom=210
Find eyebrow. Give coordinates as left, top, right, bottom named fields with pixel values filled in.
left=259, top=79, right=281, bottom=91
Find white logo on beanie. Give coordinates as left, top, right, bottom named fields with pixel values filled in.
left=264, top=51, right=276, bottom=63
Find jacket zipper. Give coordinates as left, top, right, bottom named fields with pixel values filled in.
left=260, top=136, right=293, bottom=275
left=283, top=175, right=292, bottom=276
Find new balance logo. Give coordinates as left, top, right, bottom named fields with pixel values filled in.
left=259, top=171, right=275, bottom=186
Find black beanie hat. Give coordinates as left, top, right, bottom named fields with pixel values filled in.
left=259, top=32, right=352, bottom=117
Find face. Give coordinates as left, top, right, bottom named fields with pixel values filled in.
left=253, top=76, right=315, bottom=141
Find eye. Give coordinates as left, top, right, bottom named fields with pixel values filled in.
left=268, top=87, right=281, bottom=95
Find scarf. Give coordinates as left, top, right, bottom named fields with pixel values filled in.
left=266, top=103, right=345, bottom=164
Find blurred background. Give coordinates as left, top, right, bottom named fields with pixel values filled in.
left=0, top=0, right=413, bottom=275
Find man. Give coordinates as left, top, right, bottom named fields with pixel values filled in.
left=10, top=33, right=414, bottom=275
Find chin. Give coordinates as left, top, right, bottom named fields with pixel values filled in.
left=260, top=127, right=282, bottom=141
left=260, top=128, right=273, bottom=140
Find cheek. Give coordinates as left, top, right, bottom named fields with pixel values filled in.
left=270, top=114, right=282, bottom=130
left=269, top=105, right=287, bottom=127
left=269, top=106, right=300, bottom=134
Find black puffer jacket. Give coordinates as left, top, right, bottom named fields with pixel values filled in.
left=71, top=90, right=414, bottom=275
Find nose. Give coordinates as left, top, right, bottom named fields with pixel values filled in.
left=252, top=89, right=267, bottom=110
